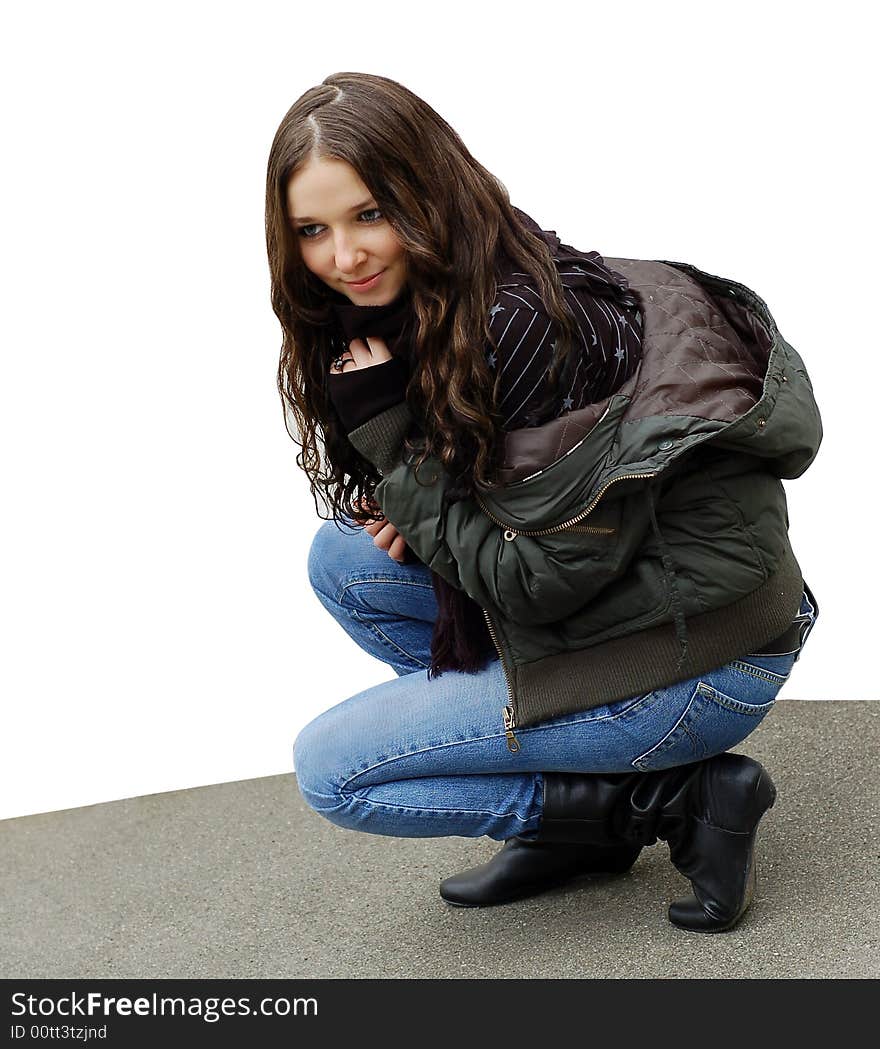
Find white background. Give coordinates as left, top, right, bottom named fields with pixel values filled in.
left=2, top=1, right=875, bottom=821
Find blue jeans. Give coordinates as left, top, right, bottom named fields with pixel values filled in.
left=294, top=519, right=817, bottom=841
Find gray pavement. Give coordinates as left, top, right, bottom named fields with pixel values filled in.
left=2, top=700, right=878, bottom=979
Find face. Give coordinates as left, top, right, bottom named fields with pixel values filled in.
left=286, top=155, right=407, bottom=305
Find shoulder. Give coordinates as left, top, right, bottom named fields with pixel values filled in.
left=488, top=244, right=635, bottom=350
left=487, top=277, right=554, bottom=362
left=492, top=209, right=636, bottom=327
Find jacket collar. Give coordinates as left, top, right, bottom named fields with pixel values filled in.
left=491, top=258, right=780, bottom=488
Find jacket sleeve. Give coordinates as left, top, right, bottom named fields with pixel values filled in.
left=346, top=400, right=648, bottom=625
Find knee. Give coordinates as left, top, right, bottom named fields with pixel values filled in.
left=293, top=713, right=336, bottom=807
left=292, top=715, right=358, bottom=831
left=307, top=519, right=354, bottom=602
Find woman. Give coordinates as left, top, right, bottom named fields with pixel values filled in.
left=264, top=72, right=821, bottom=933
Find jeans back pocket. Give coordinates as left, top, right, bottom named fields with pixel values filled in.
left=631, top=674, right=780, bottom=772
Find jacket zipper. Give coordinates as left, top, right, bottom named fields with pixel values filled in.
left=477, top=470, right=658, bottom=749
left=548, top=523, right=615, bottom=535
left=476, top=470, right=657, bottom=539
left=481, top=607, right=520, bottom=752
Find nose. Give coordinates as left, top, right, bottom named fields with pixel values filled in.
left=333, top=230, right=367, bottom=276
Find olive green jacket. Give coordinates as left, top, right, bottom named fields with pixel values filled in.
left=347, top=259, right=822, bottom=746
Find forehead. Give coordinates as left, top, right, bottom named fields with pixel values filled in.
left=286, top=157, right=371, bottom=219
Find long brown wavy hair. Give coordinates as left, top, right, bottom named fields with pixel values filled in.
left=265, top=71, right=581, bottom=524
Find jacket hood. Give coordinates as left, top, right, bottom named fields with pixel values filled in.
left=480, top=258, right=822, bottom=528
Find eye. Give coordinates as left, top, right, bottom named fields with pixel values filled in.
left=295, top=208, right=383, bottom=240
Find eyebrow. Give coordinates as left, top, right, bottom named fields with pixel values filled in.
left=291, top=198, right=376, bottom=224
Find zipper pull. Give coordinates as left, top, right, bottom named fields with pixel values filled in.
left=503, top=529, right=516, bottom=542
left=503, top=706, right=521, bottom=753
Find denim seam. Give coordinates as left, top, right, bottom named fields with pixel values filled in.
left=342, top=733, right=507, bottom=792
left=338, top=576, right=436, bottom=605
left=727, top=659, right=790, bottom=684
left=631, top=684, right=702, bottom=770
left=341, top=693, right=656, bottom=792
left=301, top=782, right=536, bottom=824
left=346, top=794, right=536, bottom=821
left=298, top=785, right=355, bottom=813
left=348, top=608, right=431, bottom=669
left=696, top=682, right=776, bottom=716
left=519, top=692, right=656, bottom=733
left=680, top=721, right=705, bottom=757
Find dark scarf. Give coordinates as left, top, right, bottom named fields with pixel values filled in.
left=328, top=289, right=496, bottom=677
left=329, top=285, right=415, bottom=354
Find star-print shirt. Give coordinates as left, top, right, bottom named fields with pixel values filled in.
left=325, top=207, right=643, bottom=433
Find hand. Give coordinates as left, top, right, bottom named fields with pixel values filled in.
left=330, top=336, right=393, bottom=374
left=364, top=516, right=409, bottom=564
left=353, top=496, right=409, bottom=564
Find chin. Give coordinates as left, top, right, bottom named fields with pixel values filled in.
left=352, top=286, right=402, bottom=306
left=377, top=277, right=406, bottom=303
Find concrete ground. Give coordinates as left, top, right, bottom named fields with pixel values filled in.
left=2, top=701, right=878, bottom=980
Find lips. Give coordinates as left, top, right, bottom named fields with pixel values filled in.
left=345, top=270, right=385, bottom=289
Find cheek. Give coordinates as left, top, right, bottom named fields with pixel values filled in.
left=298, top=242, right=329, bottom=277
left=380, top=231, right=406, bottom=266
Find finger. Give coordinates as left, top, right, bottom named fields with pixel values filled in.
left=364, top=336, right=393, bottom=364
left=329, top=354, right=354, bottom=374
left=388, top=535, right=408, bottom=563
left=347, top=338, right=374, bottom=369
left=363, top=517, right=387, bottom=537
left=371, top=521, right=399, bottom=552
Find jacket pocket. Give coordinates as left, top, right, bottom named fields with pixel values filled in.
left=560, top=556, right=671, bottom=646
left=489, top=503, right=626, bottom=626
left=525, top=500, right=621, bottom=547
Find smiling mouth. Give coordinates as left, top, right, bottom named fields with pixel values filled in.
left=345, top=270, right=385, bottom=287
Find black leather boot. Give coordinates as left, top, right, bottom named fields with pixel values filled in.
left=535, top=754, right=777, bottom=933
left=665, top=752, right=777, bottom=933
left=440, top=754, right=776, bottom=931
left=438, top=837, right=641, bottom=907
